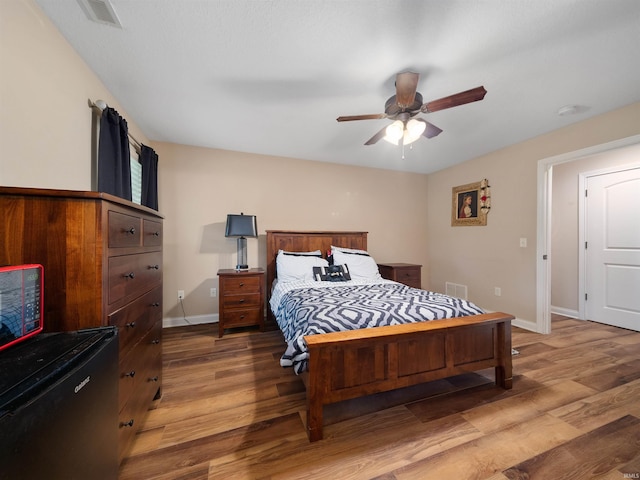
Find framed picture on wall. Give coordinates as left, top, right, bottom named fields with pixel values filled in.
left=451, top=180, right=491, bottom=226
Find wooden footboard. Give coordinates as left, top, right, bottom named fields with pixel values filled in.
left=303, top=311, right=514, bottom=441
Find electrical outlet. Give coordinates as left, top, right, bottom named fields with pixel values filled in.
left=494, top=287, right=501, bottom=297
left=177, top=290, right=185, bottom=300
left=210, top=287, right=217, bottom=297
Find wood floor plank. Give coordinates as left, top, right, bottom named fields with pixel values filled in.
left=502, top=415, right=640, bottom=479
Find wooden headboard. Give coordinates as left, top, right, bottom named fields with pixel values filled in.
left=265, top=230, right=368, bottom=307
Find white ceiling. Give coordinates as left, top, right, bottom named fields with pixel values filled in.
left=35, top=0, right=640, bottom=174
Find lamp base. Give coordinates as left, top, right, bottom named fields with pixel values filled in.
left=235, top=264, right=249, bottom=271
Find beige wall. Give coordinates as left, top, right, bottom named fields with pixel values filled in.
left=156, top=142, right=429, bottom=321
left=3, top=0, right=640, bottom=329
left=551, top=142, right=640, bottom=314
left=427, top=103, right=640, bottom=325
left=0, top=0, right=148, bottom=190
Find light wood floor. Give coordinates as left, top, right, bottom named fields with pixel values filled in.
left=119, top=315, right=640, bottom=479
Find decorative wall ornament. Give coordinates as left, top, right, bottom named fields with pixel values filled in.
left=451, top=179, right=491, bottom=226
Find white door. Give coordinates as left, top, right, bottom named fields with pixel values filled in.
left=585, top=167, right=640, bottom=331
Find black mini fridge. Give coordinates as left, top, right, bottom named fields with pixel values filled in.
left=0, top=327, right=119, bottom=480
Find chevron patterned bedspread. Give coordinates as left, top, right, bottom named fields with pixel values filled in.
left=270, top=280, right=484, bottom=374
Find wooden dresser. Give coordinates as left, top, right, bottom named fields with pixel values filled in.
left=377, top=263, right=422, bottom=289
left=0, top=187, right=163, bottom=462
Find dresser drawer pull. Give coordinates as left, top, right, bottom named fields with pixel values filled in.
left=124, top=272, right=135, bottom=279
left=152, top=302, right=160, bottom=307
left=125, top=370, right=136, bottom=378
left=239, top=282, right=245, bottom=287
left=150, top=376, right=159, bottom=382
left=239, top=298, right=245, bottom=303
left=126, top=321, right=136, bottom=328
left=149, top=264, right=160, bottom=270
left=120, top=419, right=135, bottom=428
left=152, top=231, right=160, bottom=236
left=152, top=339, right=160, bottom=344
left=240, top=314, right=246, bottom=319
left=125, top=227, right=136, bottom=235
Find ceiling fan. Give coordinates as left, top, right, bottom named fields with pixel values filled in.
left=337, top=72, right=487, bottom=146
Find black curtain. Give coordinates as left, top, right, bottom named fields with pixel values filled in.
left=98, top=107, right=132, bottom=200
left=140, top=144, right=159, bottom=210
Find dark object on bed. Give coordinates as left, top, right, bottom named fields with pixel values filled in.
left=266, top=230, right=513, bottom=442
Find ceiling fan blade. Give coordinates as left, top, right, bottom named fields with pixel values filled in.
left=422, top=86, right=487, bottom=113
left=395, top=72, right=419, bottom=108
left=415, top=118, right=443, bottom=139
left=364, top=125, right=388, bottom=145
left=336, top=113, right=386, bottom=122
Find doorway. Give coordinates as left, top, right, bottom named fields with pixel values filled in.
left=537, top=134, right=640, bottom=334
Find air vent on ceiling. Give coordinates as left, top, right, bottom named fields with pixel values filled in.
left=77, top=0, right=122, bottom=28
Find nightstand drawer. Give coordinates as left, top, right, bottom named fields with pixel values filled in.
left=221, top=292, right=261, bottom=309
left=396, top=269, right=420, bottom=286
left=378, top=263, right=422, bottom=289
left=222, top=275, right=261, bottom=293
left=221, top=308, right=263, bottom=328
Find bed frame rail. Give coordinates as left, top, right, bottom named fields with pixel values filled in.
left=303, top=312, right=513, bottom=441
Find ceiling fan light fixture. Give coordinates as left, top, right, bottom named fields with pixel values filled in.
left=383, top=120, right=404, bottom=145
left=404, top=119, right=426, bottom=144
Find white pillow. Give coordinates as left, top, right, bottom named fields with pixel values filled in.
left=331, top=246, right=382, bottom=281
left=276, top=250, right=328, bottom=283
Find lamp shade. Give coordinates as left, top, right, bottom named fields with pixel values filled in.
left=225, top=213, right=257, bottom=238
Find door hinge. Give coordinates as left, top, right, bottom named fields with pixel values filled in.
left=585, top=293, right=588, bottom=301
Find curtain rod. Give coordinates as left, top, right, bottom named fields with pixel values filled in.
left=88, top=99, right=142, bottom=152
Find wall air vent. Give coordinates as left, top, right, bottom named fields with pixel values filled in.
left=77, top=0, right=122, bottom=28
left=445, top=282, right=468, bottom=300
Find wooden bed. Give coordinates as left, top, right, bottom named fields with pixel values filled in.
left=266, top=230, right=513, bottom=441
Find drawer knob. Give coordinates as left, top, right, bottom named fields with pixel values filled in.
left=150, top=376, right=159, bottom=382
left=240, top=314, right=245, bottom=319
left=126, top=227, right=136, bottom=235
left=239, top=298, right=245, bottom=303
left=120, top=419, right=134, bottom=428
left=125, top=370, right=136, bottom=378
left=152, top=302, right=160, bottom=307
left=152, top=339, right=160, bottom=344
left=239, top=282, right=244, bottom=287
left=124, top=272, right=135, bottom=279
left=153, top=231, right=160, bottom=236
left=149, top=264, right=160, bottom=270
left=126, top=321, right=136, bottom=328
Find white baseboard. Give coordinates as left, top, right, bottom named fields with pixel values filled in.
left=550, top=306, right=579, bottom=319
left=163, top=313, right=218, bottom=328
left=512, top=316, right=540, bottom=333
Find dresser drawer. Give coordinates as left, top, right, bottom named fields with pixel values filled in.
left=108, top=285, right=162, bottom=357
left=118, top=320, right=162, bottom=422
left=221, top=308, right=263, bottom=328
left=108, top=252, right=162, bottom=305
left=221, top=275, right=262, bottom=294
left=143, top=219, right=163, bottom=247
left=108, top=211, right=142, bottom=248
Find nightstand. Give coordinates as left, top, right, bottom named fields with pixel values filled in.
left=377, top=263, right=422, bottom=289
left=217, top=268, right=265, bottom=337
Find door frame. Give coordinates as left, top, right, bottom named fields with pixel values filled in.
left=578, top=163, right=640, bottom=322
left=536, top=134, right=640, bottom=334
